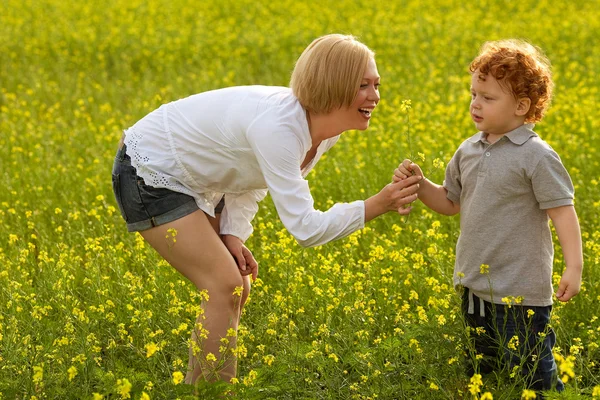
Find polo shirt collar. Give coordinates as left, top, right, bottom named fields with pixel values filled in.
left=467, top=123, right=537, bottom=146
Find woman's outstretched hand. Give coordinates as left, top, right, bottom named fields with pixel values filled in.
left=222, top=234, right=259, bottom=281
left=365, top=174, right=421, bottom=222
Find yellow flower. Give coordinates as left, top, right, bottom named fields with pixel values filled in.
left=479, top=264, right=489, bottom=274
left=400, top=99, right=412, bottom=112
left=264, top=354, right=276, bottom=365
left=521, top=389, right=537, bottom=399
left=508, top=335, right=520, bottom=351
left=172, top=371, right=184, bottom=385
left=67, top=365, right=77, bottom=381
left=140, top=393, right=151, bottom=400
left=145, top=342, right=159, bottom=358
left=165, top=228, right=178, bottom=246
left=468, top=373, right=482, bottom=395
left=233, top=285, right=244, bottom=297
left=92, top=394, right=103, bottom=400
left=592, top=385, right=600, bottom=397
left=116, top=378, right=132, bottom=399
left=243, top=369, right=258, bottom=386
left=33, top=365, right=43, bottom=384
left=481, top=393, right=494, bottom=400
left=206, top=353, right=217, bottom=362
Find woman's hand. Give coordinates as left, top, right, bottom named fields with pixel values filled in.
left=365, top=174, right=421, bottom=222
left=221, top=234, right=259, bottom=281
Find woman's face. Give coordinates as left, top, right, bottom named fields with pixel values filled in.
left=343, top=57, right=381, bottom=131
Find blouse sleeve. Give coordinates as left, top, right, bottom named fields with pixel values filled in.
left=247, top=127, right=365, bottom=248
left=219, top=189, right=268, bottom=242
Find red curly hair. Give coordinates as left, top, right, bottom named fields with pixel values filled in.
left=469, top=39, right=554, bottom=123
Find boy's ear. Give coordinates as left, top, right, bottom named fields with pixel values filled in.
left=516, top=98, right=531, bottom=116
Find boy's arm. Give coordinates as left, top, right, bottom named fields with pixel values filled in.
left=418, top=178, right=460, bottom=216
left=546, top=205, right=583, bottom=302
left=394, top=159, right=460, bottom=216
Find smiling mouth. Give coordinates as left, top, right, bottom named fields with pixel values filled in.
left=472, top=114, right=483, bottom=122
left=359, top=108, right=373, bottom=117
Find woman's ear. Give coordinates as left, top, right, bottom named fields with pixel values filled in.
left=516, top=97, right=531, bottom=116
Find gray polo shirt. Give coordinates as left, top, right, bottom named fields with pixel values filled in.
left=444, top=124, right=574, bottom=306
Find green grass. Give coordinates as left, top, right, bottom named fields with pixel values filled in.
left=1, top=0, right=599, bottom=398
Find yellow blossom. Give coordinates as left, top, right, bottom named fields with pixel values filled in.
left=521, top=389, right=537, bottom=399
left=67, top=366, right=77, bottom=381
left=33, top=365, right=43, bottom=384
left=233, top=286, right=244, bottom=297
left=172, top=371, right=184, bottom=385
left=145, top=342, right=159, bottom=358
left=116, top=378, right=132, bottom=399
left=468, top=374, right=482, bottom=395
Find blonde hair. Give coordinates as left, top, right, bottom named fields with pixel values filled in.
left=470, top=39, right=554, bottom=123
left=290, top=34, right=374, bottom=114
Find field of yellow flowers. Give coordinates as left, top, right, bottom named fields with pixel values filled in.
left=1, top=0, right=599, bottom=398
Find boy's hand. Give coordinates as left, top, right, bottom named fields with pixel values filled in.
left=393, top=159, right=424, bottom=183
left=555, top=267, right=582, bottom=302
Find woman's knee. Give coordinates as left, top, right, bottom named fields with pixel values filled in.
left=203, top=272, right=245, bottom=306
left=239, top=276, right=251, bottom=308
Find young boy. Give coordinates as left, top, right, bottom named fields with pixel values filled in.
left=394, top=39, right=583, bottom=392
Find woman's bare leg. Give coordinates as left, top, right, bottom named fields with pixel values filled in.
left=139, top=209, right=250, bottom=383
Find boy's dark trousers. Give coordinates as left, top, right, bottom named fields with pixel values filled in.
left=461, top=289, right=564, bottom=392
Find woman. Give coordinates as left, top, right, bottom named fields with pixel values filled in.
left=112, top=34, right=421, bottom=384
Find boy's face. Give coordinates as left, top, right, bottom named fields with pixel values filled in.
left=470, top=70, right=525, bottom=137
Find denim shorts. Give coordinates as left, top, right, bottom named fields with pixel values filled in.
left=111, top=143, right=225, bottom=232
left=461, top=289, right=564, bottom=392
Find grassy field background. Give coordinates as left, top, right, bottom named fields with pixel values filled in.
left=1, top=0, right=599, bottom=398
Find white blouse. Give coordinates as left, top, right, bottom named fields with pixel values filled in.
left=124, top=86, right=365, bottom=246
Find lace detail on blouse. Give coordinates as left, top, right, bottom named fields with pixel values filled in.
left=124, top=125, right=200, bottom=201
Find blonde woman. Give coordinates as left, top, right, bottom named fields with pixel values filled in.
left=112, top=34, right=421, bottom=384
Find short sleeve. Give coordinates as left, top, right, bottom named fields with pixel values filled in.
left=443, top=151, right=462, bottom=204
left=532, top=151, right=574, bottom=209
